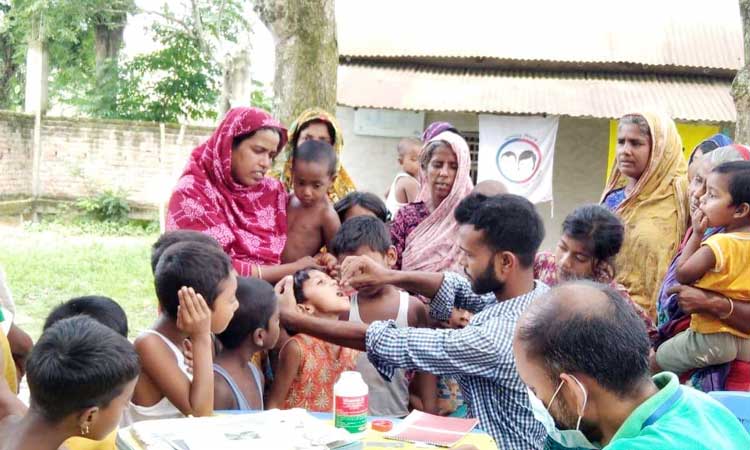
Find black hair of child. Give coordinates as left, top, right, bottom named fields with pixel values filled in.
left=43, top=295, right=128, bottom=337
left=330, top=215, right=391, bottom=256
left=454, top=193, right=544, bottom=267
left=562, top=204, right=625, bottom=264
left=713, top=160, right=750, bottom=206
left=292, top=268, right=319, bottom=305
left=151, top=230, right=220, bottom=274
left=688, top=139, right=721, bottom=165
left=154, top=241, right=232, bottom=318
left=333, top=191, right=391, bottom=223
left=292, top=140, right=338, bottom=176
left=26, top=316, right=139, bottom=422
left=216, top=277, right=277, bottom=349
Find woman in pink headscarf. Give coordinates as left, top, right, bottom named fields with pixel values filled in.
left=167, top=107, right=318, bottom=282
left=390, top=128, right=474, bottom=273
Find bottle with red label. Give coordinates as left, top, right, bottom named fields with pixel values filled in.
left=333, top=371, right=369, bottom=434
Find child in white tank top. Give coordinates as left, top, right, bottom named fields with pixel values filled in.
left=129, top=239, right=239, bottom=424
left=330, top=216, right=431, bottom=416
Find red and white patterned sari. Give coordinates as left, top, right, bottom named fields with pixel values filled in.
left=167, top=107, right=289, bottom=275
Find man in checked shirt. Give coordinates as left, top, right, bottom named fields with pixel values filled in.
left=276, top=193, right=548, bottom=449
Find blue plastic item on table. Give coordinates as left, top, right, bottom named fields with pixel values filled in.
left=708, top=391, right=750, bottom=432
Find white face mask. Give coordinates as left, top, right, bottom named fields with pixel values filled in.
left=527, top=376, right=600, bottom=449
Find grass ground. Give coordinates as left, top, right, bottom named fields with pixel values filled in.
left=0, top=222, right=159, bottom=340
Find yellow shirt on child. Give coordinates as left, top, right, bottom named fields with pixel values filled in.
left=1, top=322, right=17, bottom=394
left=62, top=430, right=118, bottom=450
left=692, top=232, right=750, bottom=338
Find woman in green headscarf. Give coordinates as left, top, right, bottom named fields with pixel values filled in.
left=278, top=108, right=356, bottom=202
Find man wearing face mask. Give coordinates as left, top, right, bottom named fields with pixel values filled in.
left=513, top=282, right=750, bottom=450
left=276, top=193, right=548, bottom=449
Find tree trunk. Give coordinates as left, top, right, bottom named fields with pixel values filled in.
left=256, top=0, right=338, bottom=127
left=218, top=46, right=253, bottom=117
left=733, top=0, right=750, bottom=143
left=94, top=22, right=125, bottom=72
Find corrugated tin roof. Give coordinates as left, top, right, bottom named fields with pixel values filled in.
left=337, top=0, right=744, bottom=70
left=337, top=64, right=737, bottom=122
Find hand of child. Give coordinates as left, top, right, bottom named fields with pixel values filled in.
left=275, top=275, right=297, bottom=313
left=182, top=338, right=194, bottom=374
left=316, top=253, right=339, bottom=278
left=691, top=208, right=709, bottom=236
left=295, top=255, right=324, bottom=272
left=176, top=287, right=212, bottom=338
left=340, top=255, right=388, bottom=291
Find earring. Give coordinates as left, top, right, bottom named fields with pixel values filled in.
left=81, top=423, right=90, bottom=436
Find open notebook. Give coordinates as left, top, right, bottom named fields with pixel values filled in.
left=385, top=410, right=479, bottom=447
left=117, top=409, right=357, bottom=450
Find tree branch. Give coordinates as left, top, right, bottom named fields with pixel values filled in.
left=139, top=8, right=194, bottom=37
left=216, top=0, right=227, bottom=33
left=189, top=0, right=210, bottom=54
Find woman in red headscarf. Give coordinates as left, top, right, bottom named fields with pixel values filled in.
left=166, top=107, right=318, bottom=282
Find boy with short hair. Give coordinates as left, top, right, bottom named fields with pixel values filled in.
left=656, top=161, right=750, bottom=374
left=330, top=216, right=429, bottom=417
left=0, top=316, right=139, bottom=450
left=44, top=295, right=129, bottom=338
left=42, top=295, right=130, bottom=450
left=281, top=140, right=341, bottom=263
left=129, top=241, right=239, bottom=422
left=150, top=230, right=221, bottom=274
left=214, top=277, right=280, bottom=411
left=385, top=137, right=421, bottom=218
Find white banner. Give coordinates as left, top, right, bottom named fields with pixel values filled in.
left=477, top=115, right=559, bottom=204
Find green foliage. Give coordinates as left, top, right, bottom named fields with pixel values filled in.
left=76, top=189, right=131, bottom=223
left=109, top=25, right=221, bottom=122
left=0, top=0, right=26, bottom=108
left=250, top=79, right=273, bottom=112
left=98, top=1, right=254, bottom=122
left=1, top=0, right=268, bottom=121
left=0, top=0, right=135, bottom=110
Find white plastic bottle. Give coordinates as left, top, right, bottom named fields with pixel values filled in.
left=333, top=371, right=369, bottom=434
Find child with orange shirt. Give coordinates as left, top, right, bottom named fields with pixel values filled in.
left=266, top=269, right=358, bottom=412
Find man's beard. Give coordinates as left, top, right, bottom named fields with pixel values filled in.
left=469, top=260, right=504, bottom=295
left=551, top=394, right=603, bottom=444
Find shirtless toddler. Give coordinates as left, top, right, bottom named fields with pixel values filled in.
left=282, top=140, right=341, bottom=263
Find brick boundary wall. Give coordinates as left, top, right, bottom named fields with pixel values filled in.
left=0, top=111, right=215, bottom=209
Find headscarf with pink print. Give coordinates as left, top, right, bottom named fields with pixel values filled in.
left=167, top=107, right=289, bottom=274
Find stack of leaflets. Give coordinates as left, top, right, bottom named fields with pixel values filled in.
left=117, top=409, right=359, bottom=450
left=385, top=410, right=479, bottom=447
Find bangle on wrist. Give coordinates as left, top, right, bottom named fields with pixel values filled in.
left=719, top=296, right=734, bottom=320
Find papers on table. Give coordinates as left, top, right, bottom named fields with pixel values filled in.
left=117, top=409, right=358, bottom=450
left=385, top=410, right=479, bottom=447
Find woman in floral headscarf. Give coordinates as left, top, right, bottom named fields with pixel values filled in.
left=278, top=108, right=356, bottom=203
left=601, top=111, right=689, bottom=319
left=167, top=107, right=319, bottom=282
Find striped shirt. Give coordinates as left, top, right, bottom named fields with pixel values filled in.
left=365, top=272, right=548, bottom=449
